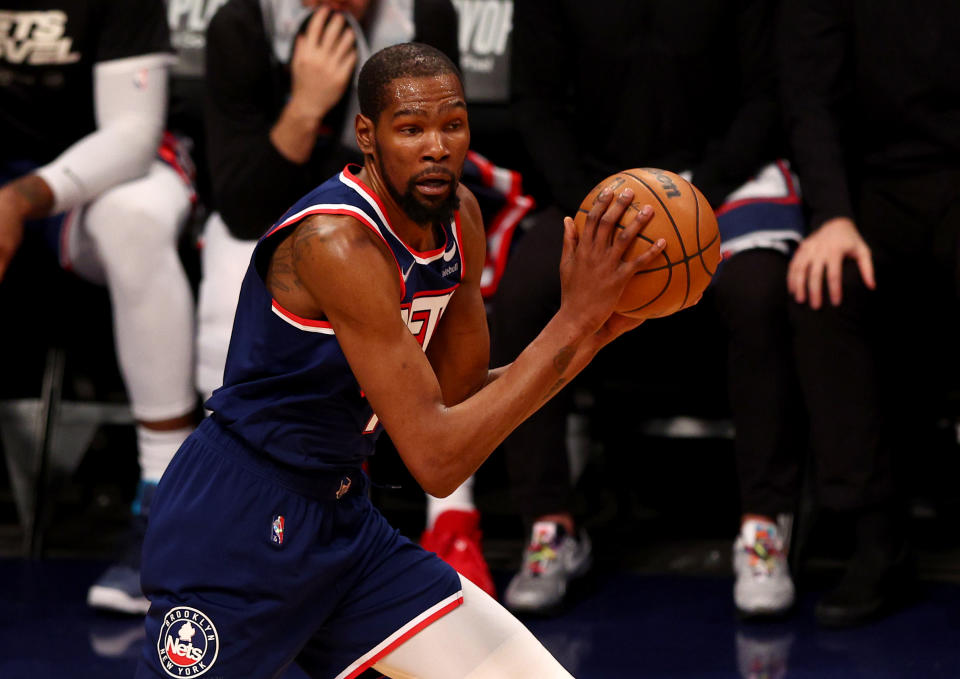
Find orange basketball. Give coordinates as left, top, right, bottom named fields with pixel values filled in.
left=572, top=168, right=721, bottom=319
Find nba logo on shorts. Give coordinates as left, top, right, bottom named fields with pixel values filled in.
left=271, top=515, right=285, bottom=545
left=156, top=606, right=219, bottom=677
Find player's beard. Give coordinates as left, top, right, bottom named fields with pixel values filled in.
left=377, top=156, right=461, bottom=227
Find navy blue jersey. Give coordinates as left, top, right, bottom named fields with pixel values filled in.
left=206, top=165, right=465, bottom=471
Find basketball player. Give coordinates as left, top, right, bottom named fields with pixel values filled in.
left=198, top=0, right=498, bottom=597
left=136, top=43, right=665, bottom=678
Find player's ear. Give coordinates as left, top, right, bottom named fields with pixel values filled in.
left=355, top=114, right=375, bottom=155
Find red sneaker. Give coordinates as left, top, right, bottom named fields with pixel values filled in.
left=421, top=509, right=497, bottom=599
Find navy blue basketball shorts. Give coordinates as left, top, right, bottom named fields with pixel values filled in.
left=135, top=418, right=463, bottom=679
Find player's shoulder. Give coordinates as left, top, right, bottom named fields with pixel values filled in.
left=290, top=212, right=394, bottom=271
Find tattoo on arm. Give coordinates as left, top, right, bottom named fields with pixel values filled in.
left=552, top=346, right=575, bottom=375
left=267, top=218, right=333, bottom=294
left=266, top=243, right=295, bottom=293
left=291, top=218, right=326, bottom=265
left=544, top=346, right=574, bottom=398
left=546, top=377, right=567, bottom=398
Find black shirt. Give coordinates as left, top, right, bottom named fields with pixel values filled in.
left=510, top=0, right=784, bottom=213
left=0, top=0, right=171, bottom=164
left=780, top=0, right=960, bottom=228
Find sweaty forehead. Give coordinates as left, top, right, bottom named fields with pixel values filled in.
left=384, top=74, right=464, bottom=112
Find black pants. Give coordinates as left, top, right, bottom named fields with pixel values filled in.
left=493, top=168, right=960, bottom=524
left=490, top=206, right=726, bottom=521
left=716, top=168, right=960, bottom=517
left=490, top=207, right=574, bottom=520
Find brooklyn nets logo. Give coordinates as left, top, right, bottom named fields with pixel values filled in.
left=157, top=606, right=219, bottom=677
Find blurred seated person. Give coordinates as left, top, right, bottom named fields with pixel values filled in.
left=496, top=0, right=812, bottom=616
left=0, top=0, right=197, bottom=614
left=777, top=0, right=960, bottom=626
left=196, top=0, right=500, bottom=597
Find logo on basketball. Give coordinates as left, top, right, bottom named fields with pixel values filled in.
left=157, top=606, right=219, bottom=677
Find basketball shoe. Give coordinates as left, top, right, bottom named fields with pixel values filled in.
left=733, top=518, right=795, bottom=617
left=87, top=480, right=155, bottom=615
left=504, top=520, right=592, bottom=614
left=420, top=509, right=497, bottom=599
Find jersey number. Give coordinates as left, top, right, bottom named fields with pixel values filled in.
left=362, top=293, right=452, bottom=433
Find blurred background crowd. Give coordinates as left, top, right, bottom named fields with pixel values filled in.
left=1, top=0, right=959, bottom=675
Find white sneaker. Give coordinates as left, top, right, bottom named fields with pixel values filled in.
left=733, top=518, right=795, bottom=617
left=504, top=521, right=592, bottom=614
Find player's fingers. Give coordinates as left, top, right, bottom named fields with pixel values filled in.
left=582, top=187, right=613, bottom=244
left=857, top=245, right=876, bottom=290
left=305, top=6, right=329, bottom=46
left=596, top=188, right=633, bottom=247
left=615, top=203, right=654, bottom=250
left=560, top=216, right=578, bottom=272
left=626, top=237, right=666, bottom=272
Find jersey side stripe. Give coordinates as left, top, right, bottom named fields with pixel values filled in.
left=270, top=302, right=335, bottom=334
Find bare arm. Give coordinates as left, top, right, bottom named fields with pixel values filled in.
left=292, top=186, right=663, bottom=496
left=424, top=191, right=491, bottom=405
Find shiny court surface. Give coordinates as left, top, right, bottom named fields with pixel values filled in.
left=3, top=557, right=960, bottom=679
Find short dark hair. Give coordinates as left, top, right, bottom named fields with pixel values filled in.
left=358, top=42, right=462, bottom=121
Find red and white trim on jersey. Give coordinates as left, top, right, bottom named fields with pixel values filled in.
left=334, top=591, right=464, bottom=679
left=265, top=201, right=409, bottom=300
left=338, top=166, right=464, bottom=267
left=270, top=300, right=335, bottom=334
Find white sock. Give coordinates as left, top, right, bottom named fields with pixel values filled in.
left=137, top=425, right=192, bottom=482
left=426, top=475, right=476, bottom=529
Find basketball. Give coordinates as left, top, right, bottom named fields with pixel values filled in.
left=572, top=168, right=721, bottom=319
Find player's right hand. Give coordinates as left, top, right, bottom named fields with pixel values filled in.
left=787, top=216, right=875, bottom=309
left=289, top=6, right=357, bottom=122
left=557, top=187, right=665, bottom=336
